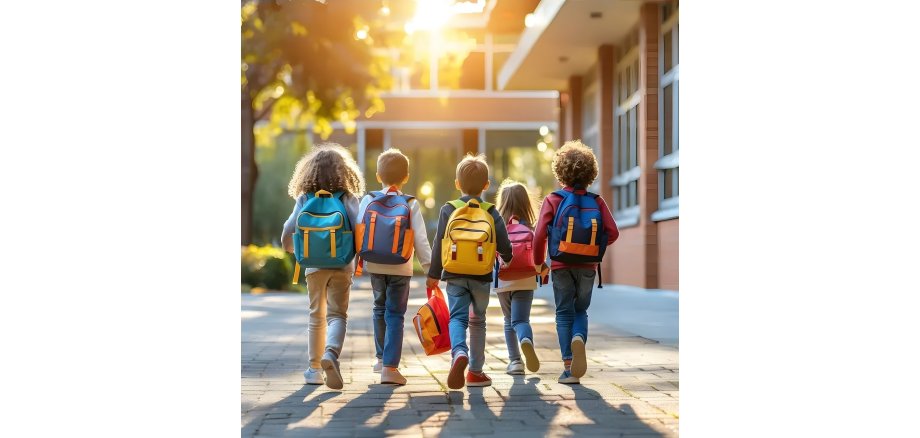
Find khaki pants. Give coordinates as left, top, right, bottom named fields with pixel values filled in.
left=305, top=269, right=352, bottom=369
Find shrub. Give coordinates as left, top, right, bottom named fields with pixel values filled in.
left=241, top=244, right=296, bottom=291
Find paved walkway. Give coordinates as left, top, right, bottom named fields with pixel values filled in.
left=242, top=277, right=679, bottom=437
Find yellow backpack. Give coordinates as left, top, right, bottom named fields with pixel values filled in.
left=441, top=198, right=497, bottom=275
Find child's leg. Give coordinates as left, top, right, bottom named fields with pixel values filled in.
left=324, top=270, right=353, bottom=357
left=551, top=270, right=577, bottom=360
left=467, top=281, right=490, bottom=373
left=305, top=270, right=331, bottom=370
left=510, top=290, right=535, bottom=343
left=370, top=274, right=387, bottom=360
left=445, top=280, right=472, bottom=358
left=382, top=275, right=411, bottom=368
left=571, top=268, right=596, bottom=343
left=497, top=292, right=520, bottom=362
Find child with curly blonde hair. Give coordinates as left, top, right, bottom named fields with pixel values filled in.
left=282, top=143, right=364, bottom=389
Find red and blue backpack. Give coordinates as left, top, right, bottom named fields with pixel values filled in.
left=548, top=188, right=608, bottom=286
left=355, top=187, right=416, bottom=275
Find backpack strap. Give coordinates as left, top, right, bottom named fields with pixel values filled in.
left=479, top=200, right=494, bottom=211
left=447, top=199, right=466, bottom=209
left=292, top=262, right=301, bottom=285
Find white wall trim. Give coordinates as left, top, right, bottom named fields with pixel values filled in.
left=496, top=0, right=566, bottom=90
left=355, top=121, right=558, bottom=130
left=379, top=90, right=559, bottom=99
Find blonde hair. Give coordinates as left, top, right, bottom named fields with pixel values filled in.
left=376, top=148, right=409, bottom=186
left=552, top=140, right=599, bottom=188
left=495, top=179, right=538, bottom=225
left=287, top=142, right=365, bottom=198
left=456, top=153, right=490, bottom=196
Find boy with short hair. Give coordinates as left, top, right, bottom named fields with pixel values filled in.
left=426, top=153, right=513, bottom=389
left=357, top=148, right=432, bottom=385
left=532, top=141, right=620, bottom=384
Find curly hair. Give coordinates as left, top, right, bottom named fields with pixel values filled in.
left=495, top=179, right=538, bottom=225
left=552, top=140, right=599, bottom=188
left=287, top=142, right=365, bottom=198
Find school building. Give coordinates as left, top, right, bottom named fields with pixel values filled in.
left=495, top=0, right=679, bottom=290
left=319, top=0, right=678, bottom=290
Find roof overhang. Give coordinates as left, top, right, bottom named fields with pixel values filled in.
left=497, top=0, right=642, bottom=91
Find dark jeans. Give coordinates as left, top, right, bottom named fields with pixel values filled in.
left=370, top=274, right=411, bottom=367
left=497, top=290, right=534, bottom=362
left=552, top=268, right=595, bottom=360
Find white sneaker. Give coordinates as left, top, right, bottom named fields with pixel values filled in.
left=373, top=359, right=383, bottom=373
left=303, top=367, right=323, bottom=385
left=570, top=335, right=587, bottom=378
left=520, top=338, right=540, bottom=372
left=506, top=360, right=525, bottom=375
left=558, top=369, right=580, bottom=384
left=321, top=351, right=344, bottom=390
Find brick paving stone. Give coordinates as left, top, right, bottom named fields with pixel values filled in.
left=242, top=280, right=678, bottom=437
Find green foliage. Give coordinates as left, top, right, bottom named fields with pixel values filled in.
left=252, top=131, right=309, bottom=245
left=241, top=244, right=295, bottom=291
left=242, top=0, right=393, bottom=142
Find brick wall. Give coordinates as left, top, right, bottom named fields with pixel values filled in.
left=658, top=218, right=679, bottom=290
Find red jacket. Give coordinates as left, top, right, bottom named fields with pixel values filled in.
left=533, top=186, right=620, bottom=270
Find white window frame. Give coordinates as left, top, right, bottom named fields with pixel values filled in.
left=611, top=43, right=641, bottom=228
left=653, top=5, right=679, bottom=222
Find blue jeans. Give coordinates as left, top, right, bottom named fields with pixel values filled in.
left=370, top=274, right=411, bottom=368
left=445, top=278, right=490, bottom=373
left=497, top=290, right=534, bottom=362
left=552, top=268, right=595, bottom=360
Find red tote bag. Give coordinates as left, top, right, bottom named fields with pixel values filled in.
left=412, top=286, right=452, bottom=355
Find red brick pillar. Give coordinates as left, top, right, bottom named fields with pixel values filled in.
left=638, top=3, right=660, bottom=289
left=566, top=75, right=582, bottom=142
left=597, top=44, right=617, bottom=284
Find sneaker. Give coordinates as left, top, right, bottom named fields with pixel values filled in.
left=373, top=359, right=383, bottom=373
left=466, top=371, right=492, bottom=387
left=380, top=367, right=407, bottom=385
left=506, top=360, right=525, bottom=375
left=303, top=367, right=323, bottom=385
left=570, top=335, right=587, bottom=378
left=520, top=338, right=540, bottom=372
left=558, top=369, right=580, bottom=384
left=447, top=353, right=469, bottom=390
left=320, top=351, right=344, bottom=390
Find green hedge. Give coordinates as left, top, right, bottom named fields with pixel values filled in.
left=241, top=245, right=301, bottom=291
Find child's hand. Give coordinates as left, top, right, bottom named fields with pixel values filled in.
left=426, top=277, right=440, bottom=289
left=539, top=263, right=550, bottom=276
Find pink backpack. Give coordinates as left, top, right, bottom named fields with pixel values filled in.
left=496, top=216, right=539, bottom=283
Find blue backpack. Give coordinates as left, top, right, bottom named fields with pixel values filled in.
left=548, top=189, right=608, bottom=286
left=291, top=190, right=356, bottom=284
left=355, top=188, right=416, bottom=275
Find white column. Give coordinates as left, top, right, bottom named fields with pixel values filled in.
left=383, top=129, right=391, bottom=151
left=477, top=128, right=486, bottom=156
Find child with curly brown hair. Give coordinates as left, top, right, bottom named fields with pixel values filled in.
left=281, top=143, right=364, bottom=389
left=532, top=140, right=619, bottom=384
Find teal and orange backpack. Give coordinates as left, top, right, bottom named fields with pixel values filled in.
left=291, top=190, right=356, bottom=284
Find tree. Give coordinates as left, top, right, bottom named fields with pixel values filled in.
left=241, top=0, right=391, bottom=244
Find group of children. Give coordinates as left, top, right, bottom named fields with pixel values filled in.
left=281, top=140, right=619, bottom=390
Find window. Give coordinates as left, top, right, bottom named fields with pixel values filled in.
left=653, top=1, right=679, bottom=222
left=581, top=67, right=601, bottom=193
left=611, top=33, right=640, bottom=227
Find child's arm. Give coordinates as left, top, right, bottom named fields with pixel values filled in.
left=281, top=196, right=304, bottom=253
left=596, top=196, right=620, bottom=246
left=410, top=199, right=432, bottom=273
left=426, top=204, right=451, bottom=287
left=532, top=196, right=554, bottom=267
left=490, top=207, right=514, bottom=266
left=343, top=193, right=361, bottom=228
